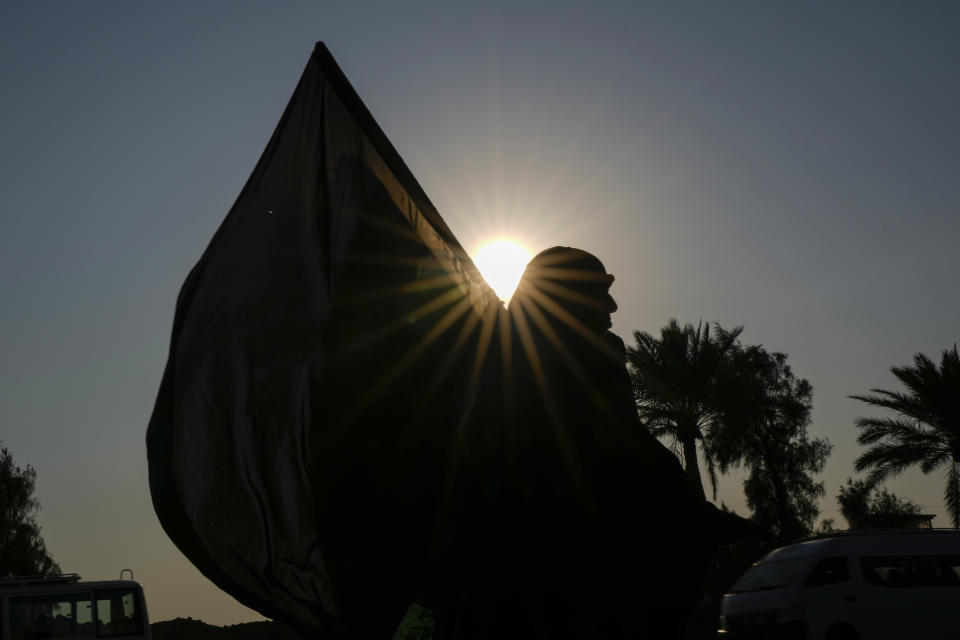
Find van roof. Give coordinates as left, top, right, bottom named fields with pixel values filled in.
left=0, top=578, right=142, bottom=596
left=761, top=529, right=960, bottom=562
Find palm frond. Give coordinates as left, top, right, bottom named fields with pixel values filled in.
left=920, top=451, right=952, bottom=474
left=891, top=353, right=939, bottom=397
left=849, top=390, right=934, bottom=423
left=667, top=438, right=682, bottom=458
left=863, top=465, right=901, bottom=487
left=648, top=423, right=678, bottom=440
left=854, top=416, right=942, bottom=447
left=854, top=442, right=936, bottom=479
left=712, top=322, right=744, bottom=352
left=854, top=440, right=937, bottom=468
left=946, top=462, right=960, bottom=529
left=851, top=346, right=960, bottom=521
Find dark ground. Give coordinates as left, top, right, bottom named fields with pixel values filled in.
left=150, top=618, right=304, bottom=640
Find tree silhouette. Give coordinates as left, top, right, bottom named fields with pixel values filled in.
left=627, top=319, right=743, bottom=500
left=0, top=440, right=60, bottom=576
left=836, top=478, right=921, bottom=529
left=850, top=346, right=960, bottom=527
left=714, top=347, right=831, bottom=541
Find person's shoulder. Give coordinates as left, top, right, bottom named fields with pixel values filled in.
left=601, top=331, right=627, bottom=366
left=602, top=331, right=626, bottom=351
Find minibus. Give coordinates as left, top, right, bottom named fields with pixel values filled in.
left=0, top=573, right=150, bottom=640
left=718, top=530, right=960, bottom=640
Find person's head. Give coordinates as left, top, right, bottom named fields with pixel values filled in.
left=516, top=246, right=617, bottom=336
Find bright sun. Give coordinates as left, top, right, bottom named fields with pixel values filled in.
left=472, top=240, right=533, bottom=303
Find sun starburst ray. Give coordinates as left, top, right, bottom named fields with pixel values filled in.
left=334, top=274, right=462, bottom=306
left=332, top=286, right=468, bottom=361
left=517, top=279, right=610, bottom=352
left=518, top=290, right=621, bottom=427
left=510, top=296, right=580, bottom=483
left=349, top=294, right=477, bottom=419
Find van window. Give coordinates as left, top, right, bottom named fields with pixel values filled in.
left=730, top=558, right=809, bottom=593
left=859, top=555, right=960, bottom=588
left=9, top=593, right=94, bottom=639
left=803, top=556, right=849, bottom=588
left=95, top=589, right=143, bottom=637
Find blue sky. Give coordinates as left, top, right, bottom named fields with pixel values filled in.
left=2, top=1, right=958, bottom=625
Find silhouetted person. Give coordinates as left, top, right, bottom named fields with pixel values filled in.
left=434, top=247, right=722, bottom=639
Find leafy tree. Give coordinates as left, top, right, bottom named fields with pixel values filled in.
left=815, top=519, right=837, bottom=535
left=836, top=478, right=921, bottom=529
left=627, top=319, right=743, bottom=500
left=715, top=347, right=831, bottom=541
left=835, top=478, right=872, bottom=530
left=850, top=346, right=960, bottom=527
left=0, top=440, right=60, bottom=576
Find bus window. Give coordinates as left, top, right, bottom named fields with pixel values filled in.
left=803, top=556, right=850, bottom=588
left=9, top=593, right=94, bottom=639
left=859, top=555, right=960, bottom=588
left=94, top=589, right=142, bottom=637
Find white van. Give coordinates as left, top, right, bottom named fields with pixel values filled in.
left=0, top=573, right=150, bottom=640
left=718, top=530, right=960, bottom=640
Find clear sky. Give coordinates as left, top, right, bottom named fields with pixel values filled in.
left=2, top=0, right=958, bottom=626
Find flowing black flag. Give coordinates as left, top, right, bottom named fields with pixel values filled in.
left=147, top=43, right=498, bottom=637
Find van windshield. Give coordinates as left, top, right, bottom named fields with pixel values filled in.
left=730, top=558, right=810, bottom=593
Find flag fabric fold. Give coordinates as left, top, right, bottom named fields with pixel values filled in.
left=147, top=42, right=495, bottom=637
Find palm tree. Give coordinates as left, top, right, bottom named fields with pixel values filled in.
left=850, top=345, right=960, bottom=528
left=627, top=319, right=743, bottom=501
